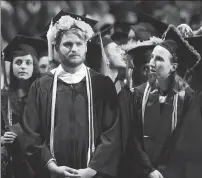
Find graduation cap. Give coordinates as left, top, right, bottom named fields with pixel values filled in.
left=111, top=21, right=135, bottom=45
left=184, top=35, right=202, bottom=89
left=99, top=23, right=114, bottom=36
left=39, top=10, right=98, bottom=40
left=130, top=9, right=168, bottom=41
left=127, top=44, right=155, bottom=67
left=86, top=25, right=115, bottom=72
left=159, top=25, right=201, bottom=77
left=185, top=35, right=202, bottom=56
left=113, top=21, right=135, bottom=33
left=90, top=23, right=114, bottom=46
left=3, top=35, right=48, bottom=62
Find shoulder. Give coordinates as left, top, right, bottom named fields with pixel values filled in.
left=90, top=69, right=114, bottom=89
left=133, top=83, right=147, bottom=97
left=30, top=73, right=54, bottom=94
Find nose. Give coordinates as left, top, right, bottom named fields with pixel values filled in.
left=20, top=61, right=27, bottom=69
left=149, top=57, right=156, bottom=71
left=71, top=44, right=78, bottom=52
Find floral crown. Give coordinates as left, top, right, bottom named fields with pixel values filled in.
left=47, top=15, right=95, bottom=44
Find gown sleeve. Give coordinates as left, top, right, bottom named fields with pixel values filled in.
left=88, top=76, right=121, bottom=177
left=21, top=79, right=54, bottom=173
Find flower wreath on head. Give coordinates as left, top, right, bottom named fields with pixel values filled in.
left=46, top=15, right=95, bottom=61
left=47, top=15, right=94, bottom=44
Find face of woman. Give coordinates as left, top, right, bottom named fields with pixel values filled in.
left=149, top=45, right=177, bottom=80
left=12, top=54, right=34, bottom=80
left=105, top=42, right=126, bottom=69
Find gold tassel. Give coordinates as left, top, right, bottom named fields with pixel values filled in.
left=98, top=33, right=110, bottom=75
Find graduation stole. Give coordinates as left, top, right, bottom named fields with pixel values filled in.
left=142, top=82, right=180, bottom=133
left=50, top=65, right=95, bottom=165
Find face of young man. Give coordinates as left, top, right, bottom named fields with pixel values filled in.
left=12, top=54, right=34, bottom=80
left=105, top=42, right=126, bottom=69
left=149, top=45, right=177, bottom=80
left=56, top=31, right=87, bottom=68
left=39, top=56, right=50, bottom=74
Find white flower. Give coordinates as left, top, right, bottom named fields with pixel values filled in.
left=47, top=15, right=95, bottom=44
left=74, top=20, right=94, bottom=39
left=121, top=36, right=163, bottom=51
left=57, top=15, right=74, bottom=30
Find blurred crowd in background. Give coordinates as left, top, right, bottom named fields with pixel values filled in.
left=1, top=0, right=202, bottom=50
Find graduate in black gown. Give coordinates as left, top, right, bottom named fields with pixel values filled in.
left=1, top=35, right=46, bottom=178
left=22, top=12, right=121, bottom=178
left=86, top=24, right=127, bottom=94
left=118, top=24, right=202, bottom=178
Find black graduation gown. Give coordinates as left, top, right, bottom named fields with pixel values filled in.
left=1, top=89, right=34, bottom=178
left=22, top=69, right=121, bottom=178
left=162, top=91, right=202, bottom=178
left=117, top=86, right=154, bottom=178
left=127, top=83, right=202, bottom=178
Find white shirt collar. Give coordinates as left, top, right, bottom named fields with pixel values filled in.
left=50, top=64, right=86, bottom=84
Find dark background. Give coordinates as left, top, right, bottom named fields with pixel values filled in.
left=1, top=1, right=202, bottom=50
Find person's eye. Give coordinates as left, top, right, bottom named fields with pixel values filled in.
left=26, top=61, right=33, bottom=65
left=15, top=60, right=22, bottom=65
left=64, top=42, right=72, bottom=47
left=77, top=42, right=83, bottom=46
left=156, top=57, right=164, bottom=61
left=40, top=65, right=46, bottom=69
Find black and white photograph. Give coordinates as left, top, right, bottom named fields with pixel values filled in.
left=1, top=1, right=202, bottom=178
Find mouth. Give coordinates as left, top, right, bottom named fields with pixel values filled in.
left=149, top=68, right=156, bottom=73
left=18, top=72, right=28, bottom=75
left=69, top=55, right=80, bottom=58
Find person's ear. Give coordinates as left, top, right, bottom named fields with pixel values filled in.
left=171, top=63, right=178, bottom=72
left=85, top=42, right=87, bottom=53
left=55, top=44, right=59, bottom=52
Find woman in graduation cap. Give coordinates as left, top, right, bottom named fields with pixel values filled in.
left=86, top=24, right=127, bottom=94
left=118, top=24, right=201, bottom=178
left=1, top=35, right=47, bottom=178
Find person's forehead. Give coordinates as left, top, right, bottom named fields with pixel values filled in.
left=13, top=54, right=33, bottom=60
left=152, top=45, right=172, bottom=57
left=61, top=32, right=84, bottom=42
left=39, top=56, right=49, bottom=64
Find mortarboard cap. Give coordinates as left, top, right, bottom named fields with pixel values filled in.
left=159, top=25, right=201, bottom=77
left=184, top=35, right=202, bottom=84
left=111, top=21, right=135, bottom=45
left=185, top=35, right=202, bottom=56
left=3, top=35, right=48, bottom=62
left=99, top=23, right=114, bottom=36
left=127, top=45, right=155, bottom=67
left=39, top=10, right=98, bottom=40
left=90, top=23, right=114, bottom=46
left=86, top=25, right=117, bottom=72
left=130, top=9, right=168, bottom=41
left=113, top=21, right=135, bottom=34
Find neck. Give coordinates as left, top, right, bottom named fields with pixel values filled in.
left=61, top=63, right=84, bottom=74
left=106, top=68, right=118, bottom=83
left=16, top=79, right=31, bottom=96
left=157, top=75, right=173, bottom=94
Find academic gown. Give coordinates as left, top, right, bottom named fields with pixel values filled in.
left=117, top=86, right=153, bottom=178
left=162, top=91, right=202, bottom=178
left=22, top=69, right=121, bottom=178
left=121, top=82, right=202, bottom=178
left=1, top=89, right=34, bottom=178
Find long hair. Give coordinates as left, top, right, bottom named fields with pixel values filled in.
left=9, top=53, right=40, bottom=91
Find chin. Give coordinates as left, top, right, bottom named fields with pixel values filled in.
left=17, top=76, right=30, bottom=80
